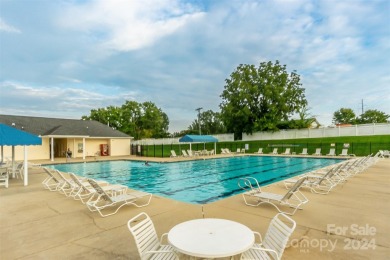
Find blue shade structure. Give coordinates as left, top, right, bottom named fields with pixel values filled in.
left=0, top=123, right=42, bottom=146
left=179, top=135, right=218, bottom=143
left=0, top=123, right=42, bottom=186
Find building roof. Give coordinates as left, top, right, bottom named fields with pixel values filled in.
left=0, top=115, right=131, bottom=138
left=179, top=135, right=218, bottom=143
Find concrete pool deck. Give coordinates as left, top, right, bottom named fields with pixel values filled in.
left=1, top=155, right=389, bottom=259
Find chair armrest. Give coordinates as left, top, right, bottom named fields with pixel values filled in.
left=144, top=249, right=178, bottom=258
left=247, top=247, right=280, bottom=260
left=238, top=177, right=262, bottom=193
left=253, top=231, right=263, bottom=243
left=160, top=233, right=169, bottom=244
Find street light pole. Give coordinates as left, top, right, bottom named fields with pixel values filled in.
left=195, top=107, right=202, bottom=135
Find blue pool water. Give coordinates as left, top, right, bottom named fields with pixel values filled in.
left=47, top=156, right=342, bottom=204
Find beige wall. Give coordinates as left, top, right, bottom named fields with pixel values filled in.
left=109, top=138, right=131, bottom=156
left=84, top=139, right=108, bottom=157
left=1, top=137, right=131, bottom=161
left=2, top=138, right=50, bottom=161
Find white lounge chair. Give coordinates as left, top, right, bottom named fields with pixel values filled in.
left=68, top=173, right=121, bottom=204
left=255, top=148, right=263, bottom=154
left=284, top=167, right=339, bottom=195
left=187, top=150, right=194, bottom=157
left=55, top=170, right=107, bottom=197
left=238, top=176, right=308, bottom=215
left=326, top=148, right=336, bottom=156
left=241, top=213, right=296, bottom=260
left=282, top=148, right=291, bottom=155
left=339, top=149, right=349, bottom=156
left=270, top=148, right=278, bottom=155
left=170, top=150, right=177, bottom=158
left=313, top=148, right=322, bottom=156
left=127, top=212, right=179, bottom=260
left=55, top=170, right=83, bottom=196
left=86, top=179, right=152, bottom=217
left=42, top=167, right=63, bottom=191
left=182, top=150, right=189, bottom=157
left=300, top=148, right=308, bottom=155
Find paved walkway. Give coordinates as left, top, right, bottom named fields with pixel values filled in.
left=1, top=156, right=389, bottom=259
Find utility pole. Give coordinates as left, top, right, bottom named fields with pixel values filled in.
left=361, top=99, right=364, bottom=114
left=195, top=107, right=202, bottom=135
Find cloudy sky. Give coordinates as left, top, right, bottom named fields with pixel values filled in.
left=1, top=0, right=389, bottom=133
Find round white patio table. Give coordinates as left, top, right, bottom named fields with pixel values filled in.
left=168, top=218, right=254, bottom=258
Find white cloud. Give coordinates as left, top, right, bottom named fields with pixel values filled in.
left=0, top=81, right=139, bottom=117
left=0, top=17, right=21, bottom=33
left=1, top=0, right=389, bottom=132
left=59, top=0, right=205, bottom=51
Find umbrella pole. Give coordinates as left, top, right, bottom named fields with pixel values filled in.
left=12, top=146, right=15, bottom=178
left=24, top=146, right=28, bottom=186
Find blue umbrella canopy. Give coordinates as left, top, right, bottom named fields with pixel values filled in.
left=0, top=123, right=42, bottom=146
left=179, top=135, right=218, bottom=143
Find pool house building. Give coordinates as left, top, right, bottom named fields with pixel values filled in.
left=0, top=115, right=132, bottom=161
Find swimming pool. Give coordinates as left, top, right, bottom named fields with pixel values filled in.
left=47, top=156, right=342, bottom=204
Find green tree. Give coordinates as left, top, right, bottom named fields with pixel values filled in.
left=171, top=129, right=193, bottom=138
left=188, top=110, right=226, bottom=135
left=332, top=108, right=356, bottom=124
left=82, top=100, right=169, bottom=139
left=120, top=101, right=142, bottom=139
left=140, top=101, right=170, bottom=138
left=220, top=60, right=307, bottom=139
left=358, top=109, right=389, bottom=124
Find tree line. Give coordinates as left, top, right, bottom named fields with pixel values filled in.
left=332, top=108, right=389, bottom=125
left=82, top=60, right=389, bottom=140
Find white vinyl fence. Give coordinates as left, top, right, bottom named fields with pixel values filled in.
left=242, top=123, right=390, bottom=141
left=133, top=133, right=234, bottom=145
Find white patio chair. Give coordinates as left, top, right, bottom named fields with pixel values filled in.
left=187, top=150, right=194, bottom=157
left=241, top=213, right=296, bottom=260
left=0, top=167, right=9, bottom=188
left=7, top=162, right=24, bottom=179
left=86, top=179, right=152, bottom=217
left=270, top=148, right=278, bottom=155
left=127, top=212, right=178, bottom=260
left=238, top=177, right=309, bottom=215
left=299, top=148, right=308, bottom=155
left=313, top=148, right=322, bottom=156
left=281, top=148, right=291, bottom=155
